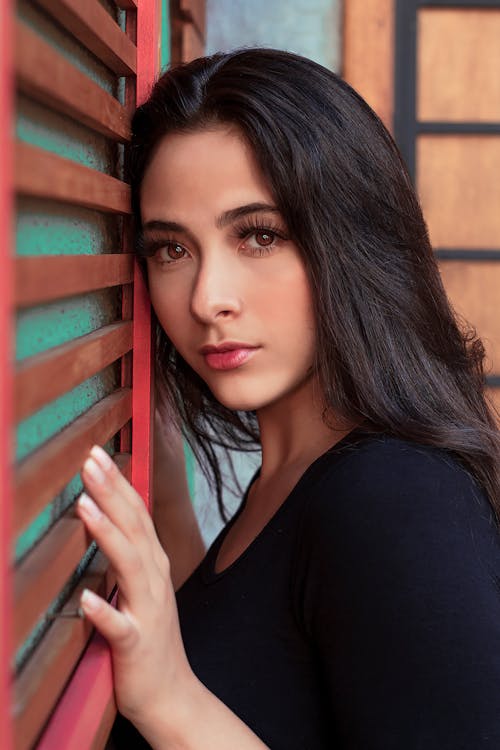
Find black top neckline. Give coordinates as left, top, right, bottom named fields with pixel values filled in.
left=201, top=425, right=373, bottom=584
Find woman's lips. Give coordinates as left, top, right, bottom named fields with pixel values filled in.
left=203, top=347, right=259, bottom=371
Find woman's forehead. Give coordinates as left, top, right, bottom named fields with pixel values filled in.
left=140, top=127, right=275, bottom=223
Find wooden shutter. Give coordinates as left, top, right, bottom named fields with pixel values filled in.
left=344, top=0, right=500, bottom=417
left=170, top=0, right=207, bottom=64
left=1, top=1, right=164, bottom=747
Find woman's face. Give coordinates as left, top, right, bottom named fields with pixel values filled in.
left=140, top=126, right=316, bottom=412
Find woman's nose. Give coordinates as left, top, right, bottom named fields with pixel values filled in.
left=189, top=260, right=243, bottom=324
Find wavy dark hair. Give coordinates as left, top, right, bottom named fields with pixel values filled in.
left=129, top=48, right=500, bottom=523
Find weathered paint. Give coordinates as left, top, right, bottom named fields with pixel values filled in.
left=16, top=289, right=122, bottom=361
left=36, top=2, right=161, bottom=743
left=14, top=542, right=98, bottom=673
left=17, top=0, right=117, bottom=95
left=16, top=198, right=121, bottom=257
left=17, top=96, right=117, bottom=172
left=0, top=0, right=14, bottom=745
left=13, top=0, right=126, bottom=674
left=161, top=0, right=170, bottom=71
left=15, top=367, right=118, bottom=560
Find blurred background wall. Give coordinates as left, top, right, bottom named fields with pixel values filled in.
left=206, top=0, right=342, bottom=71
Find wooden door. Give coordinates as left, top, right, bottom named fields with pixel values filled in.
left=344, top=0, right=500, bottom=417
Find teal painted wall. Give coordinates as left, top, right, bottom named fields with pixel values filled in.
left=14, top=0, right=123, bottom=572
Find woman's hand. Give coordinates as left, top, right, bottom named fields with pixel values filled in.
left=77, top=444, right=195, bottom=733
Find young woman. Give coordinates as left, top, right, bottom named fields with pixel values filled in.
left=77, top=49, right=500, bottom=749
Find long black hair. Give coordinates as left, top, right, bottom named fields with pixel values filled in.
left=129, top=48, right=500, bottom=522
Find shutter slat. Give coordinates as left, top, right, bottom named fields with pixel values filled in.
left=14, top=453, right=131, bottom=651
left=15, top=21, right=131, bottom=142
left=15, top=142, right=131, bottom=214
left=13, top=552, right=113, bottom=750
left=15, top=388, right=132, bottom=535
left=33, top=0, right=137, bottom=76
left=15, top=321, right=133, bottom=423
left=15, top=254, right=134, bottom=309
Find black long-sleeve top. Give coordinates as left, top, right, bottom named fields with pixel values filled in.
left=112, top=428, right=500, bottom=748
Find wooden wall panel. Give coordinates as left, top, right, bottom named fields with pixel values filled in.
left=345, top=0, right=500, bottom=429
left=170, top=0, right=206, bottom=66
left=343, top=0, right=395, bottom=131
left=439, top=261, right=500, bottom=373
left=417, top=135, right=500, bottom=249
left=418, top=8, right=500, bottom=122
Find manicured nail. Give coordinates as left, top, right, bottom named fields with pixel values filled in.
left=83, top=457, right=106, bottom=484
left=90, top=445, right=113, bottom=471
left=78, top=492, right=101, bottom=520
left=81, top=588, right=101, bottom=613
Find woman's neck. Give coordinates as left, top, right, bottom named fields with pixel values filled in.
left=256, top=375, right=357, bottom=483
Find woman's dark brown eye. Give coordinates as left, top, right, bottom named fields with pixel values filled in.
left=166, top=244, right=186, bottom=260
left=255, top=231, right=274, bottom=246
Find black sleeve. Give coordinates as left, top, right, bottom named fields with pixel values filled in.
left=297, top=437, right=500, bottom=750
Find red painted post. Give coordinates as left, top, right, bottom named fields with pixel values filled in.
left=37, top=1, right=159, bottom=746
left=0, top=0, right=15, bottom=748
left=132, top=0, right=159, bottom=510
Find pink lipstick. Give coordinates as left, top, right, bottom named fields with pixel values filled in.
left=200, top=342, right=259, bottom=371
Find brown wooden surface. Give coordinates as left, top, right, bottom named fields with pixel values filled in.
left=417, top=135, right=500, bottom=249
left=342, top=0, right=395, bottom=131
left=181, top=21, right=205, bottom=63
left=15, top=21, right=131, bottom=142
left=115, top=0, right=138, bottom=8
left=33, top=0, right=137, bottom=76
left=14, top=509, right=90, bottom=652
left=180, top=0, right=206, bottom=39
left=487, top=388, right=500, bottom=424
left=15, top=388, right=132, bottom=535
left=14, top=453, right=131, bottom=651
left=439, top=261, right=500, bottom=374
left=15, top=321, right=133, bottom=423
left=15, top=254, right=134, bottom=309
left=418, top=8, right=500, bottom=122
left=15, top=142, right=131, bottom=214
left=13, top=552, right=113, bottom=750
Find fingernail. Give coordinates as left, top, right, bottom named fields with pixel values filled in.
left=78, top=492, right=101, bottom=520
left=81, top=588, right=101, bottom=613
left=83, top=457, right=106, bottom=484
left=90, top=445, right=113, bottom=471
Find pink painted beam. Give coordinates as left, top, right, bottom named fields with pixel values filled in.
left=37, top=612, right=116, bottom=750
left=132, top=0, right=158, bottom=507
left=131, top=263, right=154, bottom=510
left=0, top=1, right=14, bottom=749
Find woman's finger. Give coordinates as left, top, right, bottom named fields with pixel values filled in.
left=81, top=446, right=160, bottom=551
left=79, top=588, right=137, bottom=651
left=77, top=493, right=152, bottom=604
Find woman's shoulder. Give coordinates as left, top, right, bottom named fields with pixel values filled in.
left=305, top=430, right=496, bottom=542
left=321, top=429, right=479, bottom=494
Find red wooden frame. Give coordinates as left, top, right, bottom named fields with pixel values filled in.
left=34, top=1, right=159, bottom=746
left=0, top=0, right=14, bottom=748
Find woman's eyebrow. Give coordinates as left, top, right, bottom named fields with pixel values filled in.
left=140, top=220, right=198, bottom=248
left=141, top=219, right=188, bottom=235
left=140, top=203, right=280, bottom=239
left=215, top=203, right=280, bottom=228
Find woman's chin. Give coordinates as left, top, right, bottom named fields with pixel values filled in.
left=211, top=393, right=262, bottom=412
